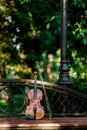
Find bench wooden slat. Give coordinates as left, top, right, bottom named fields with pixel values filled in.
left=0, top=117, right=87, bottom=129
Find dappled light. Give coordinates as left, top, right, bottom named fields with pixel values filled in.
left=0, top=0, right=87, bottom=90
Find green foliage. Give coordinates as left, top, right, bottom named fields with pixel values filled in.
left=71, top=0, right=87, bottom=8
left=67, top=0, right=87, bottom=92
left=0, top=0, right=87, bottom=93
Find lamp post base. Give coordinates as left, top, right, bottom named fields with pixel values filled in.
left=57, top=76, right=73, bottom=85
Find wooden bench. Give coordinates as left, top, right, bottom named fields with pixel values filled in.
left=0, top=117, right=87, bottom=129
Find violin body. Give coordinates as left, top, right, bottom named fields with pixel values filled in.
left=25, top=89, right=44, bottom=119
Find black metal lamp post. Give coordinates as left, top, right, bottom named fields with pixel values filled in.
left=57, top=0, right=72, bottom=85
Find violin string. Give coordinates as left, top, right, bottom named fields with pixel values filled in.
left=36, top=61, right=52, bottom=119
left=34, top=72, right=37, bottom=100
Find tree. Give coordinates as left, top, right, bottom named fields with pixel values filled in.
left=0, top=0, right=60, bottom=78
left=0, top=0, right=87, bottom=92
left=68, top=0, right=87, bottom=92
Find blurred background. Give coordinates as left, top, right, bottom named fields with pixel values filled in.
left=0, top=0, right=87, bottom=93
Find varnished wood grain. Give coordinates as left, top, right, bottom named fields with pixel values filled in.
left=0, top=117, right=87, bottom=129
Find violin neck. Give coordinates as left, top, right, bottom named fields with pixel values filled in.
left=34, top=73, right=37, bottom=100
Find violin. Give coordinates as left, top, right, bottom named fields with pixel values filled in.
left=25, top=72, right=44, bottom=119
